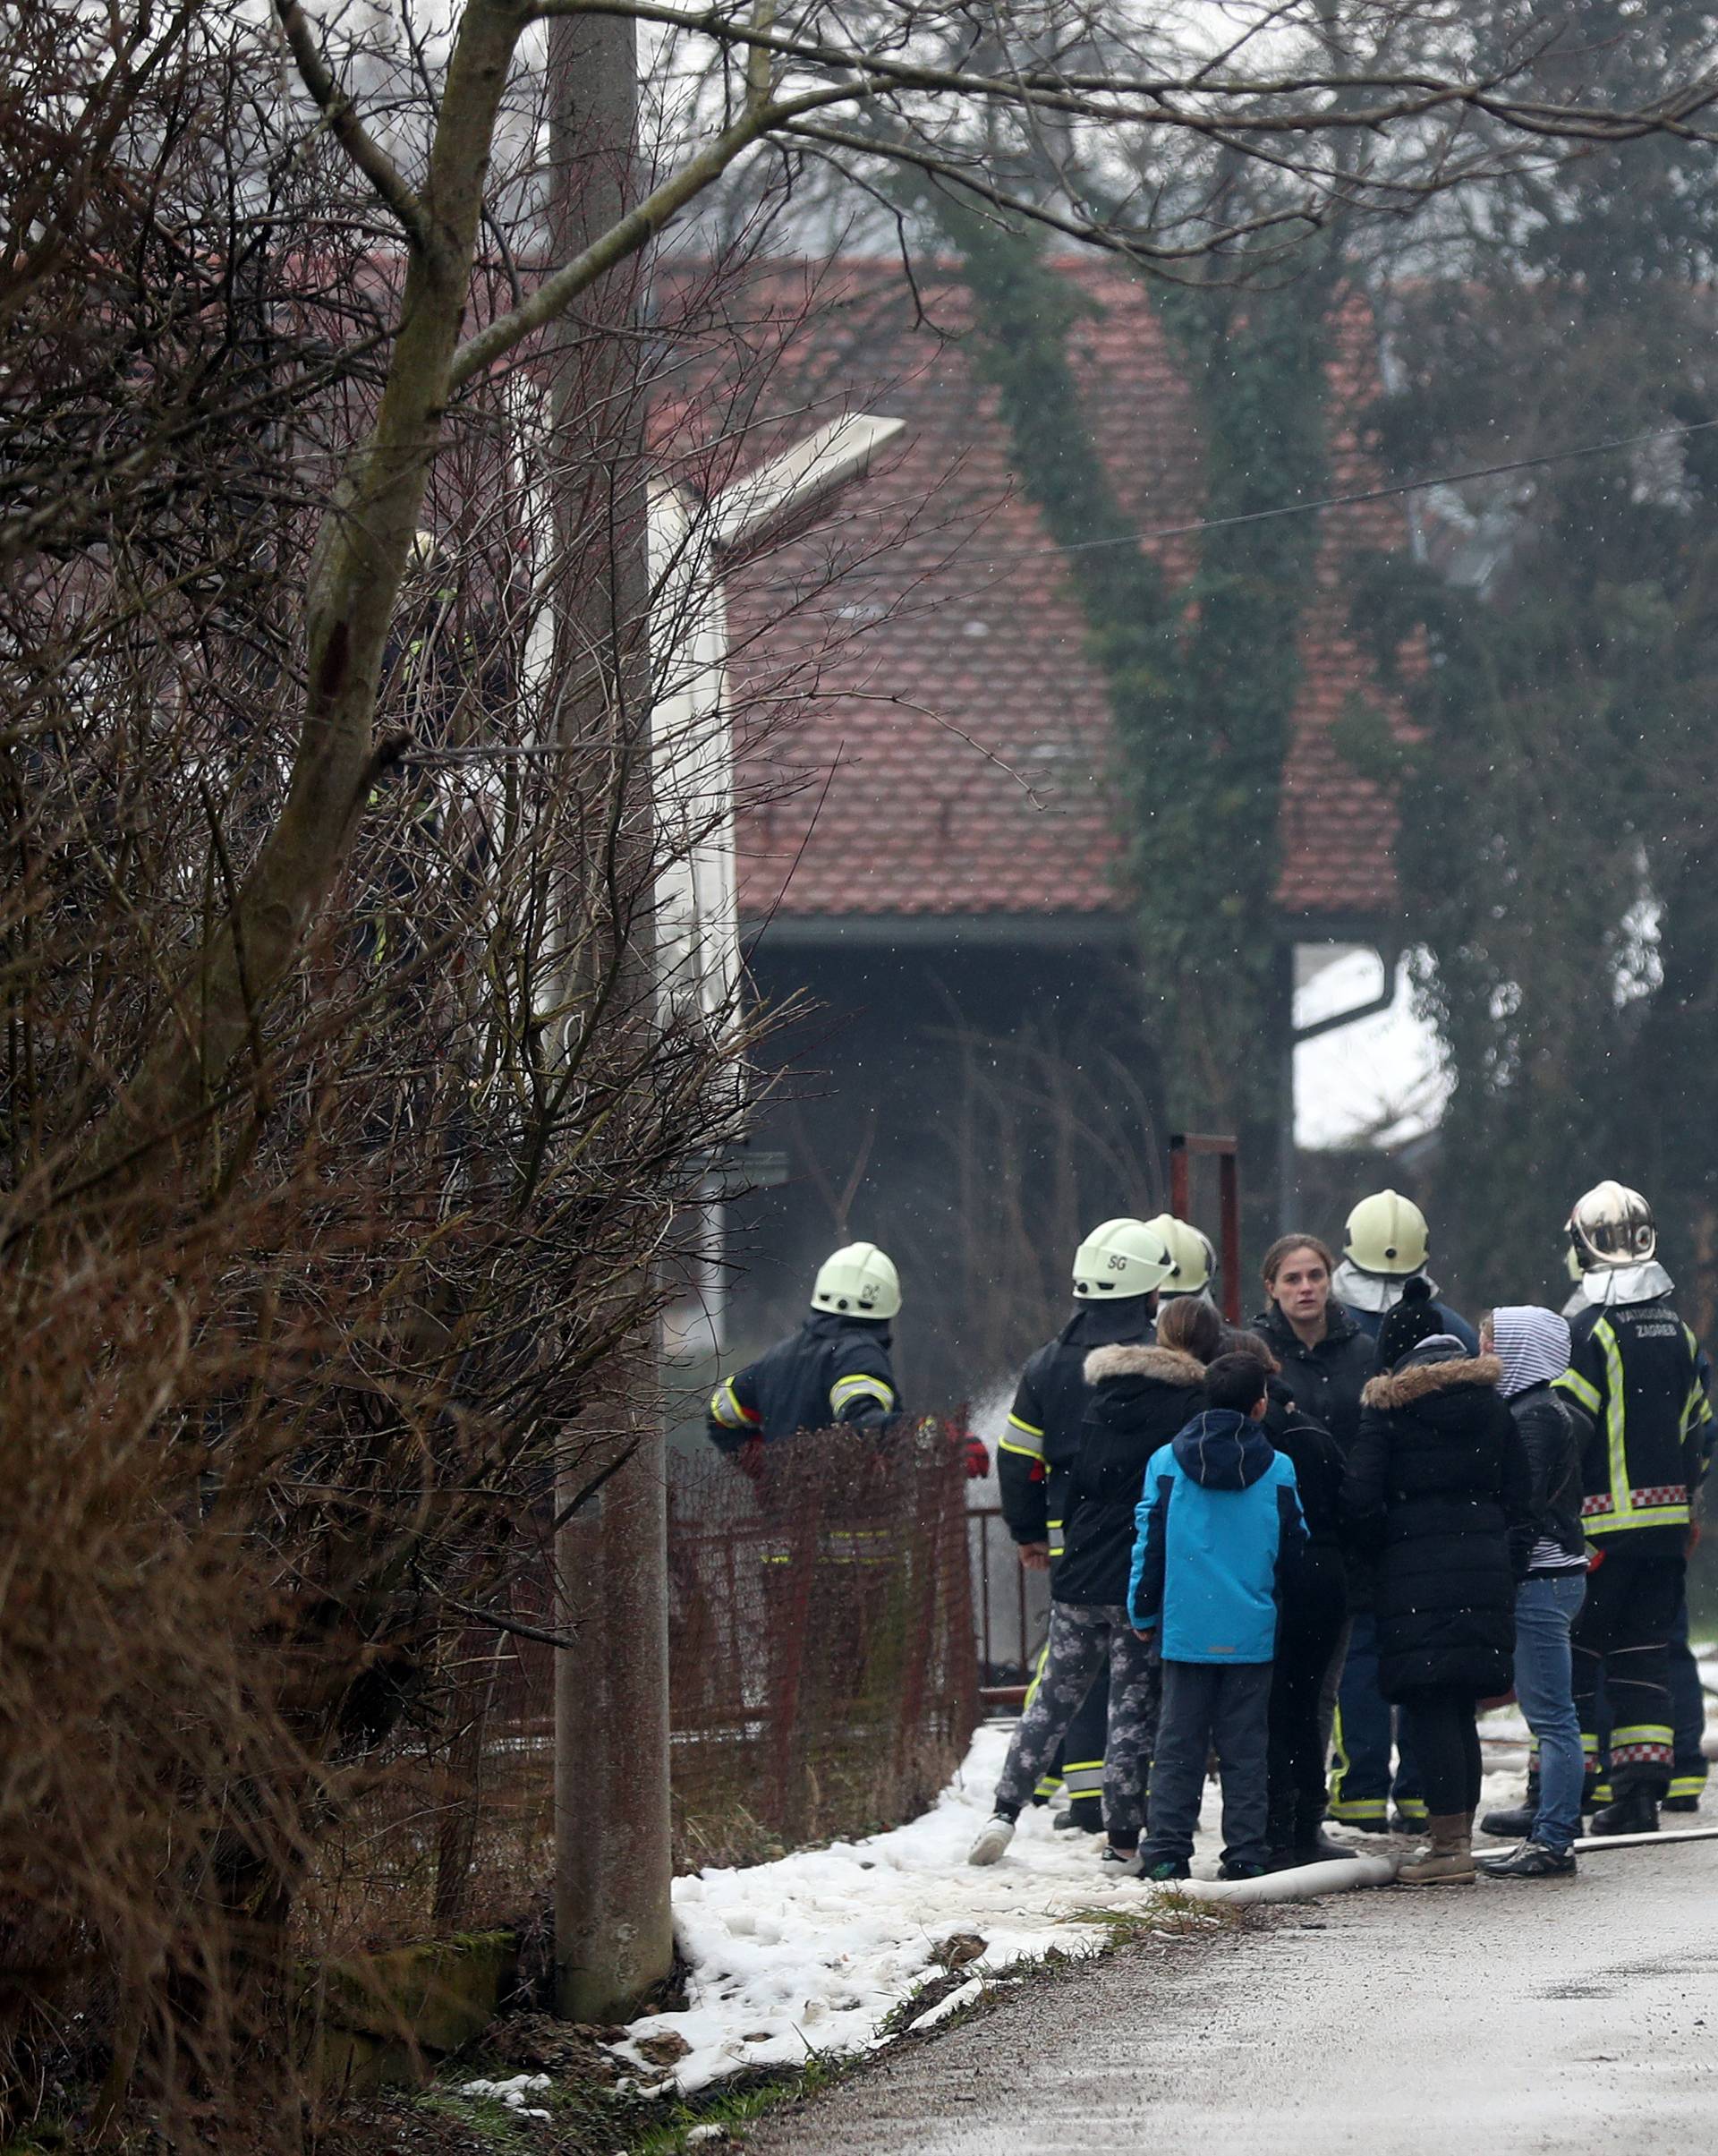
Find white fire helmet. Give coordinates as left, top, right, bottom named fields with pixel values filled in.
left=1072, top=1218, right=1173, bottom=1302
left=1144, top=1214, right=1216, bottom=1296
left=1344, top=1189, right=1430, bottom=1277
left=1567, top=1181, right=1656, bottom=1271
left=812, top=1241, right=901, bottom=1319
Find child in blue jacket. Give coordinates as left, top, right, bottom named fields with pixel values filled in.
left=1128, top=1351, right=1306, bottom=1879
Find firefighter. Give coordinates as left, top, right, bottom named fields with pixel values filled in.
left=1333, top=1190, right=1479, bottom=1352
left=971, top=1219, right=1191, bottom=1868
left=1144, top=1214, right=1220, bottom=1313
left=998, top=1218, right=1170, bottom=1830
left=1554, top=1181, right=1714, bottom=1835
left=706, top=1242, right=904, bottom=1452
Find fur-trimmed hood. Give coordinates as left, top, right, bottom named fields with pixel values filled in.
left=1362, top=1351, right=1502, bottom=1410
left=1084, top=1342, right=1208, bottom=1388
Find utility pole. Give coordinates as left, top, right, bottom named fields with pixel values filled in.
left=544, top=10, right=675, bottom=2021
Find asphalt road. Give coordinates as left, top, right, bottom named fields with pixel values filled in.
left=748, top=1836, right=1718, bottom=2155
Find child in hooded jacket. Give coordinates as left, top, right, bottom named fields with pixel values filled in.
left=1128, top=1352, right=1306, bottom=1879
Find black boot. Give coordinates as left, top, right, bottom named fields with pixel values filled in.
left=1263, top=1789, right=1298, bottom=1872
left=1294, top=1797, right=1358, bottom=1864
left=1482, top=1768, right=1540, bottom=1841
left=1588, top=1785, right=1659, bottom=1836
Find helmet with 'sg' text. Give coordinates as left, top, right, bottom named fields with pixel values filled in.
left=1072, top=1218, right=1173, bottom=1301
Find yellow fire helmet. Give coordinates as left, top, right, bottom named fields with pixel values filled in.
left=1144, top=1213, right=1216, bottom=1296
left=1072, top=1218, right=1173, bottom=1301
left=1344, top=1189, right=1430, bottom=1278
left=812, top=1241, right=902, bottom=1320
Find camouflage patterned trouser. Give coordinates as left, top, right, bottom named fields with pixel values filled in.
left=994, top=1601, right=1160, bottom=1837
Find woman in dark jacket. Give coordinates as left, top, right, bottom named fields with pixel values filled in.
left=1254, top=1235, right=1399, bottom=1832
left=1341, top=1280, right=1531, bottom=1885
left=970, top=1296, right=1220, bottom=1868
left=1252, top=1234, right=1376, bottom=1455
left=1230, top=1329, right=1353, bottom=1868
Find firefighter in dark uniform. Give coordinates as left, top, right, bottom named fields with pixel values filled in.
left=998, top=1219, right=1173, bottom=1832
left=1554, top=1180, right=1714, bottom=1836
left=706, top=1241, right=904, bottom=1452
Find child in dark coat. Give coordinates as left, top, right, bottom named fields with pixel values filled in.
left=1128, top=1352, right=1306, bottom=1880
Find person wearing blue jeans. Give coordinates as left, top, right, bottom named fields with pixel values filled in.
left=1477, top=1306, right=1590, bottom=1879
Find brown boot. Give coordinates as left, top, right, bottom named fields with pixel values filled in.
left=1396, top=1811, right=1476, bottom=1887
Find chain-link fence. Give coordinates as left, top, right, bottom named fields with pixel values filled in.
left=308, top=1417, right=979, bottom=1954
left=668, top=1418, right=979, bottom=1872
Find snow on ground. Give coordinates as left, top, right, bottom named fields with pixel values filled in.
left=612, top=1724, right=1229, bottom=2097
left=611, top=1685, right=1705, bottom=2101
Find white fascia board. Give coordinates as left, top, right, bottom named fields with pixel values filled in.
left=709, top=413, right=905, bottom=552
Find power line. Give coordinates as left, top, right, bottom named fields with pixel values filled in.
left=978, top=414, right=1718, bottom=562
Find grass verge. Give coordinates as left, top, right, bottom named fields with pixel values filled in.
left=332, top=1889, right=1259, bottom=2156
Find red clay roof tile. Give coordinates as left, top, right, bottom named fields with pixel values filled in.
left=662, top=259, right=1410, bottom=923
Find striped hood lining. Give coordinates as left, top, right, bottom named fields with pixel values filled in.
left=1490, top=1305, right=1572, bottom=1399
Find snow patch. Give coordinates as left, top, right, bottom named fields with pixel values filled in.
left=459, top=2072, right=553, bottom=2120
left=614, top=1724, right=1237, bottom=2096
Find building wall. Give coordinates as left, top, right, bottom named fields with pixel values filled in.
left=729, top=925, right=1161, bottom=1419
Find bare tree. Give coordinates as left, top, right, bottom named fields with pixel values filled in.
left=5, top=0, right=1718, bottom=2138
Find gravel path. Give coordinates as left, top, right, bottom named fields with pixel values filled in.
left=746, top=1835, right=1718, bottom=2155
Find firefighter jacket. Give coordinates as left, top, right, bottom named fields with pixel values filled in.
left=1555, top=1293, right=1713, bottom=1547
left=706, top=1311, right=899, bottom=1449
left=997, top=1302, right=1161, bottom=1561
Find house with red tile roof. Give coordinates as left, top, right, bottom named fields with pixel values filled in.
left=698, top=257, right=1414, bottom=1399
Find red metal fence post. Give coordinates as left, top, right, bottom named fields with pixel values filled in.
left=1169, top=1132, right=1242, bottom=1323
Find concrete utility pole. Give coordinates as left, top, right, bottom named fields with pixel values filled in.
left=537, top=4, right=906, bottom=1994
left=544, top=10, right=674, bottom=2022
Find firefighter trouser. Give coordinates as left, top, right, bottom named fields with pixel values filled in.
left=1022, top=1626, right=1111, bottom=1818
left=1669, top=1589, right=1709, bottom=1801
left=1328, top=1611, right=1425, bottom=1826
left=1060, top=1662, right=1110, bottom=1827
left=1571, top=1544, right=1683, bottom=1800
left=994, top=1602, right=1158, bottom=1842
left=1591, top=1585, right=1709, bottom=1802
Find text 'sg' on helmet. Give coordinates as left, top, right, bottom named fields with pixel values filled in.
left=1072, top=1218, right=1173, bottom=1301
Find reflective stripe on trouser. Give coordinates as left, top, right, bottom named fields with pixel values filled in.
left=1060, top=1657, right=1110, bottom=1822
left=1328, top=1613, right=1422, bottom=1818
left=1023, top=1638, right=1063, bottom=1801
left=993, top=1601, right=1160, bottom=1838
left=1570, top=1542, right=1684, bottom=1797
left=1587, top=1638, right=1706, bottom=1799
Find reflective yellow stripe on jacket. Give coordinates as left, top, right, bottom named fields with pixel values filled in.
left=709, top=1377, right=761, bottom=1430
left=999, top=1412, right=1045, bottom=1461
left=1557, top=1325, right=1690, bottom=1536
left=829, top=1373, right=896, bottom=1419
